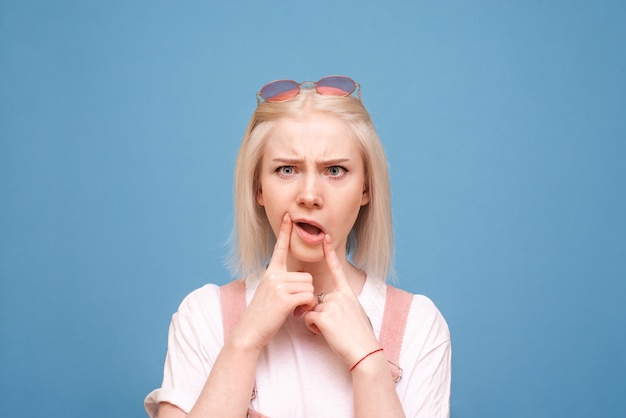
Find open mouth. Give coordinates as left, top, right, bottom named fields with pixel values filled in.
left=294, top=221, right=325, bottom=244
left=297, top=222, right=323, bottom=236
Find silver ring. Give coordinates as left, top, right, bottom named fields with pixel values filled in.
left=317, top=293, right=326, bottom=304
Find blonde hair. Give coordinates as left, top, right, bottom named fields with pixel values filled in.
left=228, top=88, right=394, bottom=281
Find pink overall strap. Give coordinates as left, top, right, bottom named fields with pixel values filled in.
left=219, top=280, right=412, bottom=416
left=379, top=285, right=414, bottom=382
left=220, top=280, right=271, bottom=418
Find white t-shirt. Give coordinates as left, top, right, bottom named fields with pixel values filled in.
left=145, top=276, right=451, bottom=417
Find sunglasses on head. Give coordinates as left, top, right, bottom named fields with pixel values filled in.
left=256, top=75, right=361, bottom=105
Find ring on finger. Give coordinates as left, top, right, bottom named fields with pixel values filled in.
left=317, top=293, right=326, bottom=304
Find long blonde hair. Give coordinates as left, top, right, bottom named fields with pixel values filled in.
left=229, top=88, right=394, bottom=281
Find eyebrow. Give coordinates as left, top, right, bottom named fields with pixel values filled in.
left=271, top=158, right=351, bottom=165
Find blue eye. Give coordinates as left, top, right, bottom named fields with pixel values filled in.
left=277, top=166, right=295, bottom=176
left=328, top=166, right=347, bottom=177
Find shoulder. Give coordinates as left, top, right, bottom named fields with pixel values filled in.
left=409, top=294, right=448, bottom=326
left=404, top=292, right=451, bottom=350
left=166, top=283, right=226, bottom=352
left=170, top=283, right=223, bottom=334
left=382, top=284, right=449, bottom=340
left=177, top=283, right=221, bottom=314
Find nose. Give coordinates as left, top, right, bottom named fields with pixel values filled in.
left=296, top=173, right=323, bottom=208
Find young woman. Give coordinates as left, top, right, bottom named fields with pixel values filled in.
left=145, top=76, right=451, bottom=417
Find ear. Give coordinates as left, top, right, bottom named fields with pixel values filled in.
left=361, top=184, right=370, bottom=206
left=257, top=186, right=265, bottom=206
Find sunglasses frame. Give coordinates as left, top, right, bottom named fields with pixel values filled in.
left=256, top=75, right=361, bottom=105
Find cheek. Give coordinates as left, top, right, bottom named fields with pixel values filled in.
left=259, top=194, right=284, bottom=236
left=266, top=209, right=282, bottom=237
left=331, top=196, right=364, bottom=236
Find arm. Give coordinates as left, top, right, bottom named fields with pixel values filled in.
left=158, top=214, right=316, bottom=417
left=157, top=318, right=262, bottom=418
left=351, top=351, right=406, bottom=418
left=303, top=234, right=405, bottom=418
left=182, top=329, right=262, bottom=417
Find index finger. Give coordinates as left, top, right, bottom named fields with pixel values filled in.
left=267, top=213, right=292, bottom=271
left=323, top=234, right=351, bottom=292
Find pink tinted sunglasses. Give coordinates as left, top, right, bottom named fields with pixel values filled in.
left=256, top=75, right=361, bottom=105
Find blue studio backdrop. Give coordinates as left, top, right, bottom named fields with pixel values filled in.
left=1, top=1, right=625, bottom=417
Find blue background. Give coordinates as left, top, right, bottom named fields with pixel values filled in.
left=1, top=1, right=625, bottom=417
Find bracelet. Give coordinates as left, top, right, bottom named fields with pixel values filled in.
left=350, top=348, right=384, bottom=372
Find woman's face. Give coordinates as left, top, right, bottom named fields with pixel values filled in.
left=257, top=112, right=370, bottom=268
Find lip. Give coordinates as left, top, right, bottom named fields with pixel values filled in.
left=292, top=217, right=325, bottom=245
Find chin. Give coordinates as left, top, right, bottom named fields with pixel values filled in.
left=289, top=243, right=324, bottom=264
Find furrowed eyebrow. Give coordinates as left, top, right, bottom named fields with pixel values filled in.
left=272, top=158, right=303, bottom=165
left=271, top=158, right=351, bottom=165
left=319, top=158, right=350, bottom=165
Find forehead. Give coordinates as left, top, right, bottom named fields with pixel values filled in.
left=263, top=113, right=361, bottom=157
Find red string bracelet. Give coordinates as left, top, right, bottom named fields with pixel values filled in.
left=350, top=348, right=384, bottom=372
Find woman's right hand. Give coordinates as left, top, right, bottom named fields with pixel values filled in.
left=230, top=213, right=316, bottom=351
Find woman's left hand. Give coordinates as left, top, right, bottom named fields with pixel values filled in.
left=303, top=234, right=381, bottom=369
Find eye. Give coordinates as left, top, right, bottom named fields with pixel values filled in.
left=327, top=166, right=347, bottom=177
left=276, top=166, right=295, bottom=177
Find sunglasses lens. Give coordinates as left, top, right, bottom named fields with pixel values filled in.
left=259, top=80, right=300, bottom=102
left=316, top=76, right=356, bottom=96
